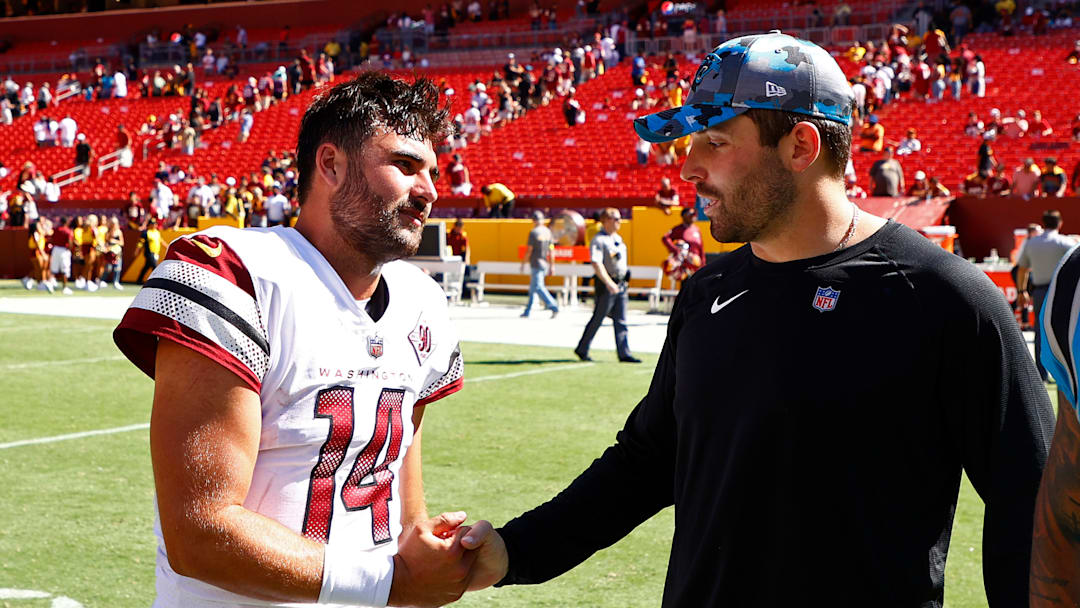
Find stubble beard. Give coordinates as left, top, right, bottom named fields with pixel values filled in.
left=700, top=148, right=798, bottom=244
left=329, top=166, right=424, bottom=266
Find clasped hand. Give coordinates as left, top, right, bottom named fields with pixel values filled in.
left=387, top=511, right=508, bottom=607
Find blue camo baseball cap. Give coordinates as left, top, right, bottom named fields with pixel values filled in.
left=634, top=30, right=855, bottom=143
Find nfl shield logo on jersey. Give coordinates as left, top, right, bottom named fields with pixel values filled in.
left=367, top=334, right=384, bottom=359
left=812, top=286, right=840, bottom=312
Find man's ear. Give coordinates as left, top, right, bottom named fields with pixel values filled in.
left=315, top=142, right=349, bottom=193
left=786, top=122, right=823, bottom=174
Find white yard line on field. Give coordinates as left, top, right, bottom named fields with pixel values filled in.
left=0, top=362, right=593, bottom=450
left=0, top=423, right=150, bottom=450
left=1, top=355, right=126, bottom=370
left=467, top=362, right=594, bottom=383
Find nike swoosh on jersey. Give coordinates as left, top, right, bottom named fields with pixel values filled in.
left=193, top=239, right=223, bottom=258
left=711, top=289, right=749, bottom=314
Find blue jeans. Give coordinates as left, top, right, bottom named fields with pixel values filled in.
left=524, top=267, right=559, bottom=315
left=636, top=150, right=649, bottom=165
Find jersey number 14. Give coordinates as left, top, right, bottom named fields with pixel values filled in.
left=301, top=386, right=405, bottom=545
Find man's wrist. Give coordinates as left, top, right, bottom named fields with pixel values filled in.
left=319, top=543, right=395, bottom=607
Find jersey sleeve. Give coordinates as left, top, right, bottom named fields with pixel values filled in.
left=112, top=233, right=270, bottom=394
left=414, top=294, right=464, bottom=407
left=1041, top=243, right=1080, bottom=409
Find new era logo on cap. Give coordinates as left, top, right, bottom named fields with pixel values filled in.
left=765, top=81, right=787, bottom=97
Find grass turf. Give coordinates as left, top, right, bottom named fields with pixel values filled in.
left=0, top=307, right=1028, bottom=607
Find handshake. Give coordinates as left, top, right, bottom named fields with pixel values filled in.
left=388, top=511, right=509, bottom=607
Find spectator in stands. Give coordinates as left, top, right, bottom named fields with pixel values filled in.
left=116, top=123, right=133, bottom=167
left=984, top=107, right=1002, bottom=138
left=988, top=166, right=1011, bottom=196
left=0, top=97, right=11, bottom=125
left=846, top=175, right=867, bottom=199
left=481, top=182, right=515, bottom=218
left=562, top=88, right=583, bottom=127
left=1040, top=158, right=1067, bottom=197
left=114, top=69, right=127, bottom=98
left=123, top=191, right=145, bottom=230
left=150, top=178, right=174, bottom=219
left=968, top=54, right=986, bottom=97
left=1013, top=158, right=1042, bottom=199
left=33, top=116, right=55, bottom=148
left=977, top=131, right=996, bottom=175
left=908, top=170, right=931, bottom=197
left=19, top=82, right=34, bottom=117
left=962, top=169, right=990, bottom=196
left=44, top=176, right=60, bottom=204
left=635, top=135, right=652, bottom=166
left=870, top=146, right=904, bottom=196
left=1030, top=110, right=1053, bottom=138
left=36, top=82, right=52, bottom=110
left=655, top=177, right=680, bottom=214
left=238, top=108, right=253, bottom=143
left=180, top=121, right=196, bottom=155
left=927, top=177, right=951, bottom=198
left=859, top=115, right=884, bottom=152
left=74, top=133, right=93, bottom=177
left=1001, top=110, right=1028, bottom=138
left=631, top=53, right=646, bottom=87
left=965, top=111, right=984, bottom=136
left=895, top=128, right=921, bottom=156
left=447, top=154, right=472, bottom=196
left=54, top=113, right=77, bottom=148
left=265, top=184, right=291, bottom=227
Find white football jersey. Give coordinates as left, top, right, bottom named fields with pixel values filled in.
left=114, top=225, right=464, bottom=607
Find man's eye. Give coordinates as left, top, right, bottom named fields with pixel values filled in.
left=708, top=141, right=725, bottom=148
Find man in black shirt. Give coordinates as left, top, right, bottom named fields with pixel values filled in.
left=465, top=32, right=1054, bottom=607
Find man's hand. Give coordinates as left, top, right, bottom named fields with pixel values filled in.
left=460, top=521, right=509, bottom=591
left=604, top=280, right=619, bottom=293
left=1019, top=291, right=1032, bottom=309
left=388, top=511, right=475, bottom=607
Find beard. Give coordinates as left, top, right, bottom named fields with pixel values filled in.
left=699, top=147, right=798, bottom=244
left=329, top=165, right=426, bottom=266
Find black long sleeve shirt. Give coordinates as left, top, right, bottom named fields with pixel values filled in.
left=498, top=221, right=1054, bottom=607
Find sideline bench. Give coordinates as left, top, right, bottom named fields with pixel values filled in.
left=471, top=261, right=572, bottom=305
left=406, top=258, right=467, bottom=303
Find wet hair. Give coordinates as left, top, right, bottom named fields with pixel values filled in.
left=743, top=107, right=853, bottom=180
left=295, top=71, right=451, bottom=203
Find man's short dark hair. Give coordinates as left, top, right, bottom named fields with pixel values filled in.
left=1044, top=209, right=1063, bottom=230
left=296, top=71, right=451, bottom=203
left=743, top=108, right=853, bottom=180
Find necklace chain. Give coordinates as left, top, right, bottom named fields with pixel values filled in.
left=834, top=204, right=860, bottom=252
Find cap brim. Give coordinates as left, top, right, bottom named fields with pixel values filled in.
left=634, top=103, right=745, bottom=143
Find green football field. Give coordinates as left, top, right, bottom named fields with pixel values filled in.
left=0, top=296, right=1041, bottom=606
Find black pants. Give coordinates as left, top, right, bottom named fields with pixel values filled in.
left=137, top=252, right=159, bottom=284
left=577, top=281, right=631, bottom=359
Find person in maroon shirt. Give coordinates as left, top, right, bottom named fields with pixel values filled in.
left=661, top=207, right=703, bottom=282
left=123, top=190, right=146, bottom=229
left=447, top=153, right=472, bottom=196
left=447, top=218, right=469, bottom=262
left=48, top=216, right=75, bottom=293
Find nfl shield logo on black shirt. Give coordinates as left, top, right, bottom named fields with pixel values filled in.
left=367, top=334, right=384, bottom=358
left=812, top=286, right=840, bottom=312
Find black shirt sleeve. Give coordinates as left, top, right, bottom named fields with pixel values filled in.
left=496, top=285, right=687, bottom=586
left=939, top=259, right=1054, bottom=606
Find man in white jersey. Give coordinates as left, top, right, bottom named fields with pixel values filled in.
left=114, top=72, right=496, bottom=607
